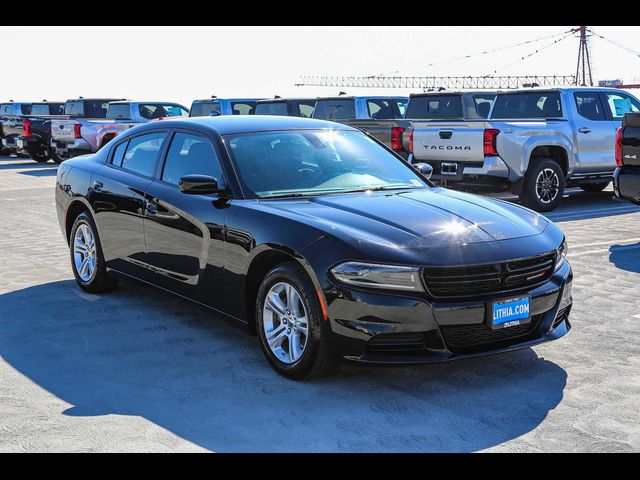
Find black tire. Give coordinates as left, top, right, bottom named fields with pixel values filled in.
left=27, top=150, right=49, bottom=163
left=578, top=181, right=610, bottom=193
left=69, top=211, right=118, bottom=293
left=519, top=158, right=565, bottom=212
left=50, top=150, right=64, bottom=164
left=16, top=152, right=30, bottom=159
left=256, top=262, right=335, bottom=379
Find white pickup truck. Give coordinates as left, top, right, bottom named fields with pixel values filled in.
left=410, top=87, right=640, bottom=211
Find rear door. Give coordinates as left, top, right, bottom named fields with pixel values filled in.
left=142, top=129, right=228, bottom=306
left=90, top=131, right=168, bottom=275
left=571, top=90, right=617, bottom=173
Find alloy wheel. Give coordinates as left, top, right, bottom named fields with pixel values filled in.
left=73, top=224, right=97, bottom=282
left=535, top=168, right=560, bottom=204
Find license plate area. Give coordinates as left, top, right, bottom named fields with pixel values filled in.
left=489, top=295, right=531, bottom=330
left=441, top=162, right=458, bottom=176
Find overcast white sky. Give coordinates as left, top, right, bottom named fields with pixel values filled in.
left=1, top=26, right=639, bottom=106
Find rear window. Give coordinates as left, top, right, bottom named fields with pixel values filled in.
left=404, top=95, right=464, bottom=119
left=0, top=104, right=13, bottom=115
left=230, top=101, right=257, bottom=115
left=366, top=98, right=405, bottom=119
left=190, top=101, right=221, bottom=117
left=491, top=92, right=562, bottom=119
left=312, top=99, right=356, bottom=120
left=107, top=104, right=132, bottom=119
left=65, top=99, right=112, bottom=118
left=294, top=100, right=316, bottom=118
left=137, top=104, right=188, bottom=120
left=255, top=102, right=289, bottom=116
left=31, top=103, right=64, bottom=116
left=473, top=94, right=495, bottom=118
left=20, top=104, right=32, bottom=115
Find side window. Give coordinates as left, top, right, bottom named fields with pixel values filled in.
left=297, top=102, right=315, bottom=118
left=602, top=93, right=640, bottom=120
left=574, top=92, right=605, bottom=121
left=161, top=133, right=223, bottom=187
left=111, top=140, right=129, bottom=167
left=120, top=132, right=166, bottom=177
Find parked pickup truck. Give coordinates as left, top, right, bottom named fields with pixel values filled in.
left=254, top=97, right=317, bottom=117
left=409, top=87, right=640, bottom=211
left=312, top=95, right=411, bottom=158
left=49, top=98, right=124, bottom=160
left=50, top=100, right=189, bottom=161
left=189, top=96, right=262, bottom=117
left=0, top=101, right=32, bottom=157
left=613, top=112, right=640, bottom=204
left=12, top=101, right=66, bottom=162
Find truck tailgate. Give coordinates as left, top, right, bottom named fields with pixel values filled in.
left=411, top=121, right=486, bottom=163
left=622, top=114, right=640, bottom=167
left=51, top=120, right=77, bottom=142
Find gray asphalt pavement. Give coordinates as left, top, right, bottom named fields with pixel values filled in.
left=0, top=156, right=639, bottom=452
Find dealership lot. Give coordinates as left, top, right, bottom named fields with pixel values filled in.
left=0, top=155, right=639, bottom=452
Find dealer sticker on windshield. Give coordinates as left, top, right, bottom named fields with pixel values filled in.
left=491, top=295, right=531, bottom=330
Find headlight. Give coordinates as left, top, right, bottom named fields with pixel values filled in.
left=330, top=262, right=425, bottom=292
left=555, top=239, right=568, bottom=271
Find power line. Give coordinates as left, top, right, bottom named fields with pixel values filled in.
left=367, top=28, right=574, bottom=78
left=587, top=28, right=640, bottom=59
left=486, top=30, right=576, bottom=76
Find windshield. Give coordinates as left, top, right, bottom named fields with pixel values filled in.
left=225, top=129, right=428, bottom=199
left=405, top=95, right=463, bottom=119
left=312, top=99, right=356, bottom=120
left=190, top=101, right=221, bottom=117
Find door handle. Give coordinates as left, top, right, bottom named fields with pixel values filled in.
left=439, top=130, right=453, bottom=139
left=92, top=180, right=103, bottom=193
left=578, top=127, right=591, bottom=134
left=145, top=200, right=158, bottom=215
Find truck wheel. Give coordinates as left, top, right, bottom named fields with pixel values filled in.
left=50, top=150, right=64, bottom=164
left=28, top=150, right=49, bottom=163
left=520, top=158, right=565, bottom=212
left=578, top=181, right=610, bottom=193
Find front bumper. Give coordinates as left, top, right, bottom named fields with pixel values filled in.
left=326, top=261, right=573, bottom=364
left=613, top=166, right=640, bottom=204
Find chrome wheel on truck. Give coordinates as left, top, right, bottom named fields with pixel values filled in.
left=535, top=168, right=560, bottom=205
left=520, top=158, right=565, bottom=212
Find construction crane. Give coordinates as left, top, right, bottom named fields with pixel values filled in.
left=296, top=27, right=639, bottom=90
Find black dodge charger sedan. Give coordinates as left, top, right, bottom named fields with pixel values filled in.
left=55, top=115, right=573, bottom=379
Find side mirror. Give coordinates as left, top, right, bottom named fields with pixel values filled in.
left=413, top=162, right=433, bottom=179
left=179, top=175, right=225, bottom=195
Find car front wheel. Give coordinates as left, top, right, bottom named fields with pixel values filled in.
left=256, top=262, right=334, bottom=379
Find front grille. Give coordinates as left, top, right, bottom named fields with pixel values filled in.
left=422, top=253, right=555, bottom=299
left=366, top=333, right=426, bottom=354
left=440, top=314, right=542, bottom=353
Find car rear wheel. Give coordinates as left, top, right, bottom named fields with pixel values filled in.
left=578, top=181, right=610, bottom=193
left=520, top=158, right=565, bottom=212
left=27, top=150, right=49, bottom=163
left=69, top=212, right=118, bottom=293
left=256, top=262, right=334, bottom=379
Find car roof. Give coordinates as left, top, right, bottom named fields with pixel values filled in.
left=496, top=86, right=634, bottom=94
left=192, top=98, right=263, bottom=103
left=410, top=89, right=498, bottom=97
left=256, top=97, right=317, bottom=103
left=132, top=115, right=355, bottom=135
left=316, top=95, right=408, bottom=101
left=108, top=100, right=185, bottom=105
left=65, top=98, right=125, bottom=102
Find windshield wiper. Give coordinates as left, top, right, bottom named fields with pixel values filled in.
left=340, top=185, right=422, bottom=194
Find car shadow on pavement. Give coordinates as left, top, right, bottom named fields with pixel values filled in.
left=609, top=243, right=640, bottom=275
left=18, top=169, right=59, bottom=177
left=0, top=279, right=567, bottom=452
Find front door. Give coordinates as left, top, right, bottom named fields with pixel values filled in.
left=142, top=130, right=229, bottom=308
left=572, top=90, right=617, bottom=173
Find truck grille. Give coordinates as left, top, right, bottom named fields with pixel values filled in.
left=422, top=252, right=555, bottom=299
left=440, top=314, right=542, bottom=353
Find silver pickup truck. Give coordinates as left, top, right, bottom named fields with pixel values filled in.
left=50, top=99, right=188, bottom=160
left=410, top=87, right=640, bottom=211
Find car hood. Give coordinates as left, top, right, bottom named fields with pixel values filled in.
left=261, top=187, right=548, bottom=250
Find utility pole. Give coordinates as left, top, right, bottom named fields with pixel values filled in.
left=574, top=26, right=593, bottom=86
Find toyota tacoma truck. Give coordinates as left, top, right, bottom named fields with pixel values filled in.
left=189, top=96, right=262, bottom=116
left=13, top=100, right=66, bottom=162
left=312, top=94, right=411, bottom=158
left=613, top=112, right=640, bottom=204
left=50, top=99, right=188, bottom=160
left=409, top=87, right=640, bottom=211
left=49, top=98, right=125, bottom=160
left=0, top=101, right=32, bottom=157
left=255, top=96, right=317, bottom=117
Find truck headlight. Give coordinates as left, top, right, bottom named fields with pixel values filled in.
left=555, top=240, right=568, bottom=271
left=330, top=262, right=425, bottom=292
